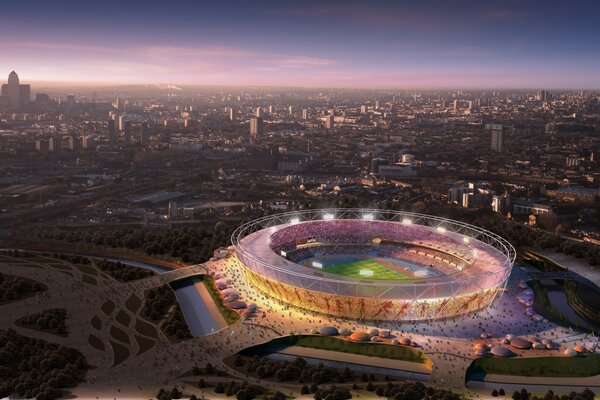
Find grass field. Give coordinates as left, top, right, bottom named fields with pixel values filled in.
left=467, top=354, right=600, bottom=378
left=317, top=258, right=410, bottom=280
left=240, top=335, right=430, bottom=366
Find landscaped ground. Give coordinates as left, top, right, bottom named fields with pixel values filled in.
left=467, top=354, right=600, bottom=378
left=241, top=335, right=430, bottom=365
left=310, top=258, right=410, bottom=280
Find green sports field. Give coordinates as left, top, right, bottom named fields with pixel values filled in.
left=314, top=258, right=411, bottom=280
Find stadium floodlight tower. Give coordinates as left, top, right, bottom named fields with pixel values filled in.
left=362, top=211, right=375, bottom=220
left=323, top=212, right=335, bottom=221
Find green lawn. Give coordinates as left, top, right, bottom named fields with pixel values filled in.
left=240, top=335, right=430, bottom=367
left=318, top=259, right=410, bottom=281
left=467, top=354, right=600, bottom=378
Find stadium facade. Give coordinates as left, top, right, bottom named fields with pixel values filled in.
left=232, top=209, right=515, bottom=322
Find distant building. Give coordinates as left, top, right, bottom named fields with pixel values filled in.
left=1, top=71, right=30, bottom=111
left=140, top=122, right=149, bottom=145
left=302, top=109, right=308, bottom=119
left=492, top=194, right=510, bottom=213
left=487, top=124, right=504, bottom=152
left=325, top=114, right=334, bottom=129
left=250, top=116, right=264, bottom=140
left=256, top=107, right=263, bottom=117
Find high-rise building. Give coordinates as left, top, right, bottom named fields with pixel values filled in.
left=124, top=121, right=132, bottom=143
left=375, top=100, right=380, bottom=109
left=118, top=115, right=126, bottom=131
left=487, top=124, right=504, bottom=152
left=360, top=105, right=368, bottom=114
left=1, top=71, right=30, bottom=111
left=140, top=122, right=149, bottom=146
left=325, top=114, right=334, bottom=129
left=107, top=120, right=117, bottom=143
left=288, top=106, right=294, bottom=115
left=256, top=107, right=263, bottom=117
left=269, top=105, right=274, bottom=114
left=250, top=116, right=264, bottom=140
left=452, top=99, right=458, bottom=112
left=229, top=107, right=235, bottom=121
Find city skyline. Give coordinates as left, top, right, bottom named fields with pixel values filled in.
left=2, top=0, right=600, bottom=89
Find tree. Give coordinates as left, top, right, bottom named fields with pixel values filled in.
left=214, top=382, right=225, bottom=394
left=492, top=389, right=499, bottom=397
left=367, top=382, right=374, bottom=392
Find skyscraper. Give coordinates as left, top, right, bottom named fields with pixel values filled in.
left=256, top=107, right=263, bottom=117
left=1, top=71, right=30, bottom=111
left=250, top=116, right=264, bottom=140
left=140, top=122, right=149, bottom=146
left=487, top=124, right=504, bottom=152
left=302, top=109, right=308, bottom=120
left=325, top=114, right=334, bottom=129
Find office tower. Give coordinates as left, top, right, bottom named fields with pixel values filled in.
left=66, top=94, right=75, bottom=103
left=140, top=122, right=149, bottom=146
left=269, top=105, right=274, bottom=114
left=108, top=119, right=117, bottom=143
left=256, top=107, right=263, bottom=117
left=487, top=124, right=504, bottom=152
left=124, top=121, right=132, bottom=143
left=302, top=109, right=308, bottom=120
left=325, top=114, right=334, bottom=129
left=361, top=105, right=368, bottom=114
left=375, top=100, right=380, bottom=109
left=115, top=97, right=123, bottom=111
left=118, top=115, right=126, bottom=131
left=453, top=99, right=458, bottom=112
left=250, top=116, right=264, bottom=140
left=229, top=107, right=235, bottom=121
left=1, top=71, right=30, bottom=111
left=288, top=106, right=293, bottom=115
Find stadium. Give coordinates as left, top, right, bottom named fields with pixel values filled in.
left=232, top=209, right=515, bottom=322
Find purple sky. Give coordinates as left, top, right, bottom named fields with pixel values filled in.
left=2, top=0, right=600, bottom=88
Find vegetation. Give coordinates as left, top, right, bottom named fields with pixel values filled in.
left=213, top=380, right=267, bottom=399
left=141, top=285, right=192, bottom=340
left=467, top=354, right=600, bottom=378
left=241, top=335, right=429, bottom=365
left=97, top=259, right=154, bottom=282
left=235, top=355, right=357, bottom=385
left=371, top=381, right=459, bottom=400
left=17, top=308, right=69, bottom=336
left=196, top=275, right=240, bottom=325
left=0, top=329, right=88, bottom=400
left=33, top=223, right=235, bottom=263
left=516, top=388, right=595, bottom=400
left=0, top=272, right=45, bottom=304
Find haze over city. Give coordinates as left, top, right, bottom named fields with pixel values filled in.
left=3, top=0, right=600, bottom=88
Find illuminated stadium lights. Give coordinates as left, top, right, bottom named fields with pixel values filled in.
left=280, top=250, right=287, bottom=257
left=290, top=217, right=300, bottom=224
left=312, top=261, right=323, bottom=268
left=402, top=218, right=413, bottom=225
left=437, top=226, right=446, bottom=233
left=463, top=236, right=471, bottom=244
left=362, top=213, right=375, bottom=220
left=359, top=269, right=374, bottom=277
left=323, top=213, right=335, bottom=220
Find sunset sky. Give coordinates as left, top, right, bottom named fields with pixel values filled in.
left=2, top=0, right=599, bottom=88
